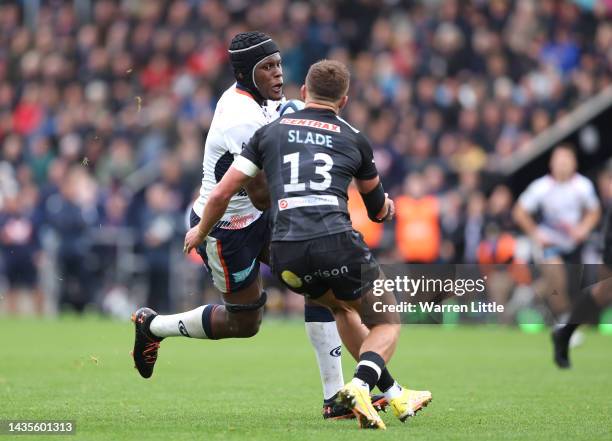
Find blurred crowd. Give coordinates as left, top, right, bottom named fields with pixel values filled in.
left=1, top=0, right=611, bottom=314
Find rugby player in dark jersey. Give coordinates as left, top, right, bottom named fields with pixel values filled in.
left=130, top=32, right=373, bottom=421
left=552, top=207, right=612, bottom=368
left=185, top=59, right=432, bottom=429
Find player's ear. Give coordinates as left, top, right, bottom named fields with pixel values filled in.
left=338, top=95, right=348, bottom=110
left=300, top=85, right=307, bottom=101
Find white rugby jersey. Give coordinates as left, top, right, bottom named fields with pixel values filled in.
left=518, top=173, right=599, bottom=248
left=192, top=84, right=280, bottom=229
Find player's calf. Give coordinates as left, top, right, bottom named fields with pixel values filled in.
left=212, top=289, right=267, bottom=338
left=142, top=290, right=267, bottom=341
left=131, top=287, right=266, bottom=379
left=220, top=307, right=262, bottom=338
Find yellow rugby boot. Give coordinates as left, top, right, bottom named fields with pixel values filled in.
left=337, top=380, right=386, bottom=430
left=389, top=387, right=433, bottom=422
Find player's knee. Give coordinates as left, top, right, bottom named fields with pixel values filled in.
left=325, top=299, right=356, bottom=315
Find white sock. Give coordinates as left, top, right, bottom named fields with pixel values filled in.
left=305, top=321, right=345, bottom=401
left=383, top=381, right=403, bottom=400
left=150, top=305, right=210, bottom=339
left=351, top=377, right=370, bottom=390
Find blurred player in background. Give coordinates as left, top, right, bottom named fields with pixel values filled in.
left=130, top=32, right=367, bottom=420
left=552, top=206, right=612, bottom=368
left=185, top=59, right=432, bottom=430
left=513, top=145, right=601, bottom=318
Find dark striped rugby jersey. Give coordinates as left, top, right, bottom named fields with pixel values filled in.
left=239, top=107, right=378, bottom=241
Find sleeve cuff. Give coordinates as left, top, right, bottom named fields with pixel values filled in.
left=233, top=155, right=261, bottom=178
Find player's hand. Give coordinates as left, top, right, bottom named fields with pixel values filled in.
left=531, top=229, right=551, bottom=247
left=384, top=197, right=395, bottom=221
left=375, top=194, right=394, bottom=222
left=569, top=225, right=589, bottom=243
left=183, top=226, right=206, bottom=254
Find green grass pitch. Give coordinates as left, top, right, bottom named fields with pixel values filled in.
left=1, top=317, right=611, bottom=440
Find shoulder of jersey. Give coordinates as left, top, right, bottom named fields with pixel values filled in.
left=535, top=174, right=553, bottom=188
left=275, top=107, right=363, bottom=138
left=572, top=173, right=595, bottom=189
left=572, top=173, right=589, bottom=183
left=216, top=86, right=266, bottom=124
left=334, top=115, right=360, bottom=134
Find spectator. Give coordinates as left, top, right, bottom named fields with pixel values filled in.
left=463, top=192, right=487, bottom=264
left=139, top=182, right=180, bottom=313
left=44, top=167, right=98, bottom=312
left=0, top=191, right=44, bottom=314
left=394, top=173, right=442, bottom=263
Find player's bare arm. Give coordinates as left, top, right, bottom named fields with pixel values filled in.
left=512, top=202, right=543, bottom=243
left=246, top=171, right=271, bottom=210
left=570, top=205, right=601, bottom=243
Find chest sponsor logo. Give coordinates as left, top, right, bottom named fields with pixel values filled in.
left=280, top=118, right=341, bottom=133
left=278, top=195, right=339, bottom=211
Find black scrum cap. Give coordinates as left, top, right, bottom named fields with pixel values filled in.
left=229, top=31, right=279, bottom=100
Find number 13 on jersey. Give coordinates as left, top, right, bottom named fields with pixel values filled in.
left=283, top=152, right=333, bottom=193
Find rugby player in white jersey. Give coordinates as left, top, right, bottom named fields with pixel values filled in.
left=130, top=32, right=383, bottom=419
left=513, top=145, right=601, bottom=317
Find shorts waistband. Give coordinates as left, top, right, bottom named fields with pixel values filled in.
left=190, top=209, right=262, bottom=231
left=214, top=212, right=261, bottom=230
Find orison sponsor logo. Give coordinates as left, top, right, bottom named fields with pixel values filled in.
left=304, top=266, right=349, bottom=283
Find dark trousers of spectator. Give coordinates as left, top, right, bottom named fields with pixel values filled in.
left=147, top=266, right=170, bottom=313
left=58, top=254, right=90, bottom=313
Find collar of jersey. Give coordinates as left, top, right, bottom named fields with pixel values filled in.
left=235, top=83, right=265, bottom=106
left=302, top=106, right=337, bottom=115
